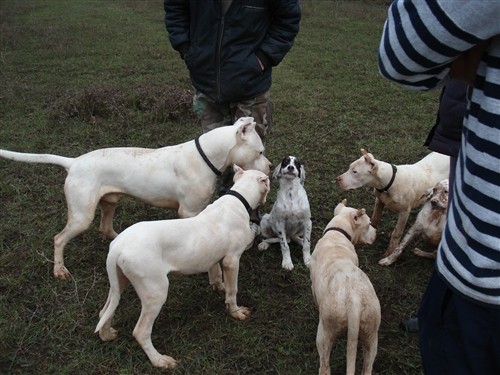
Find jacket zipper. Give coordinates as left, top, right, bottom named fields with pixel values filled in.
left=216, top=18, right=224, bottom=101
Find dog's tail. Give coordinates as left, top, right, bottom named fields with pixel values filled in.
left=95, top=248, right=124, bottom=334
left=0, top=149, right=73, bottom=170
left=346, top=297, right=361, bottom=375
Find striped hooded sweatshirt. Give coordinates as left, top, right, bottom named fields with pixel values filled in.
left=378, top=0, right=500, bottom=307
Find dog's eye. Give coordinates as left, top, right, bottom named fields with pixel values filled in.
left=352, top=170, right=357, bottom=174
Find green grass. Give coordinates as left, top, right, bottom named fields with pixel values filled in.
left=1, top=1, right=440, bottom=374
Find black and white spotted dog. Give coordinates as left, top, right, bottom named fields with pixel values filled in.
left=258, top=156, right=312, bottom=270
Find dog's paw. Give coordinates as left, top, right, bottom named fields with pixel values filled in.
left=257, top=242, right=269, bottom=251
left=99, top=327, right=118, bottom=341
left=378, top=256, right=395, bottom=266
left=211, top=281, right=225, bottom=292
left=53, top=264, right=71, bottom=280
left=151, top=354, right=177, bottom=370
left=250, top=222, right=261, bottom=237
left=303, top=255, right=311, bottom=267
left=229, top=306, right=251, bottom=320
left=282, top=259, right=294, bottom=271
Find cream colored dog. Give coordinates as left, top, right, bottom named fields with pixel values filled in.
left=310, top=199, right=380, bottom=375
left=379, top=179, right=449, bottom=266
left=336, top=149, right=449, bottom=260
left=95, top=166, right=270, bottom=370
left=0, top=117, right=271, bottom=279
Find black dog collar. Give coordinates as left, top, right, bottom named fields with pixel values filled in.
left=225, top=190, right=253, bottom=216
left=322, top=226, right=352, bottom=242
left=195, top=136, right=223, bottom=177
left=376, top=164, right=397, bottom=193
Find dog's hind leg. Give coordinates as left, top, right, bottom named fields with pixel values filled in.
left=413, top=247, right=437, bottom=259
left=316, top=318, right=338, bottom=375
left=257, top=237, right=283, bottom=251
left=132, top=273, right=177, bottom=370
left=361, top=331, right=378, bottom=375
left=98, top=194, right=120, bottom=239
left=208, top=263, right=225, bottom=292
left=97, top=266, right=128, bottom=341
left=53, top=205, right=98, bottom=279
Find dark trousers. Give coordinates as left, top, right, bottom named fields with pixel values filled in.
left=418, top=271, right=500, bottom=375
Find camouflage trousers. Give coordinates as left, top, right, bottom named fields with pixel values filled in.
left=192, top=90, right=272, bottom=143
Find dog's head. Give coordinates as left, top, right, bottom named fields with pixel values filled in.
left=427, top=179, right=449, bottom=210
left=335, top=148, right=378, bottom=190
left=332, top=199, right=376, bottom=245
left=272, top=155, right=305, bottom=184
left=232, top=165, right=270, bottom=206
left=227, top=117, right=272, bottom=175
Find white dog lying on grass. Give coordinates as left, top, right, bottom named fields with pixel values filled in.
left=95, top=166, right=270, bottom=371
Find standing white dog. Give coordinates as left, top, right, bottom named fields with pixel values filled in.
left=258, top=156, right=312, bottom=270
left=0, top=117, right=271, bottom=279
left=336, top=149, right=449, bottom=260
left=95, top=166, right=270, bottom=371
left=310, top=199, right=380, bottom=375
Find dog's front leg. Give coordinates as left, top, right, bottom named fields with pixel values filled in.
left=371, top=197, right=384, bottom=228
left=277, top=223, right=294, bottom=271
left=222, top=254, right=250, bottom=320
left=301, top=219, right=312, bottom=267
left=384, top=210, right=411, bottom=256
left=208, top=263, right=225, bottom=292
left=379, top=224, right=418, bottom=266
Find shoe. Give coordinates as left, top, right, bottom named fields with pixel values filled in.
left=399, top=317, right=419, bottom=333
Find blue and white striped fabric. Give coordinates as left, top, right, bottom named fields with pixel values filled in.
left=378, top=0, right=500, bottom=306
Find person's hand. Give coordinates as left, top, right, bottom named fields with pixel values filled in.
left=450, top=40, right=490, bottom=85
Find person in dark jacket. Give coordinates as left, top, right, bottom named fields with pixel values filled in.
left=164, top=0, right=301, bottom=141
left=400, top=79, right=468, bottom=333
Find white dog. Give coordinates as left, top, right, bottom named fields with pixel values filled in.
left=336, top=149, right=449, bottom=259
left=95, top=166, right=270, bottom=370
left=310, top=199, right=380, bottom=375
left=0, top=117, right=271, bottom=279
left=379, top=179, right=449, bottom=266
left=258, top=156, right=312, bottom=270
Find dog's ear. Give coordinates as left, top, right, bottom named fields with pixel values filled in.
left=353, top=208, right=366, bottom=224
left=259, top=176, right=270, bottom=203
left=362, top=151, right=377, bottom=171
left=299, top=163, right=306, bottom=185
left=232, top=164, right=245, bottom=181
left=237, top=119, right=257, bottom=139
left=334, top=199, right=347, bottom=216
left=420, top=188, right=433, bottom=202
left=271, top=164, right=281, bottom=180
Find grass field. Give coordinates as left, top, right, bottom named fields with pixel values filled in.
left=1, top=1, right=441, bottom=374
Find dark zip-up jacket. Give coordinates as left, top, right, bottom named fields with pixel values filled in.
left=424, top=79, right=467, bottom=158
left=164, top=0, right=301, bottom=102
